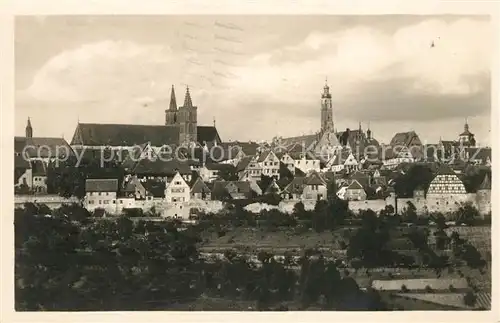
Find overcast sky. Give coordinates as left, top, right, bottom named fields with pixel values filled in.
left=15, top=15, right=492, bottom=145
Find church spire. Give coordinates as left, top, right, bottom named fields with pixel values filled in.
left=322, top=78, right=331, bottom=99
left=183, top=86, right=193, bottom=108
left=464, top=117, right=469, bottom=133
left=366, top=121, right=372, bottom=140
left=26, top=117, right=33, bottom=138
left=169, top=85, right=177, bottom=110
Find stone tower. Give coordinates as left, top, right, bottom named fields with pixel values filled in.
left=321, top=79, right=334, bottom=132
left=165, top=85, right=178, bottom=126
left=26, top=117, right=33, bottom=138
left=178, top=86, right=198, bottom=145
left=476, top=173, right=491, bottom=217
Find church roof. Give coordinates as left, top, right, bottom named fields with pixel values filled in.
left=197, top=126, right=221, bottom=145
left=71, top=123, right=221, bottom=147
left=14, top=154, right=31, bottom=169
left=15, top=136, right=73, bottom=159
left=478, top=173, right=491, bottom=190
left=71, top=123, right=180, bottom=147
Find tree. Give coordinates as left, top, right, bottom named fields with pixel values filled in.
left=402, top=201, right=418, bottom=223
left=394, top=164, right=434, bottom=198
left=463, top=291, right=477, bottom=307
left=454, top=202, right=480, bottom=226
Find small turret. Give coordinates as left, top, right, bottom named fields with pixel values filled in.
left=25, top=117, right=33, bottom=138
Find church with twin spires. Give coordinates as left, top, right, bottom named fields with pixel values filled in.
left=70, top=85, right=221, bottom=150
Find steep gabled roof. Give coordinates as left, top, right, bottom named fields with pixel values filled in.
left=190, top=177, right=212, bottom=194
left=257, top=150, right=277, bottom=163
left=85, top=178, right=119, bottom=192
left=389, top=131, right=422, bottom=147
left=282, top=176, right=307, bottom=194
left=197, top=126, right=222, bottom=145
left=346, top=180, right=364, bottom=190
left=305, top=171, right=326, bottom=186
left=236, top=156, right=254, bottom=172
left=264, top=179, right=281, bottom=194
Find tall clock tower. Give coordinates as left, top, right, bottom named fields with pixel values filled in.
left=321, top=79, right=334, bottom=132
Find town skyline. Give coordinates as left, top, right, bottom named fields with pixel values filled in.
left=15, top=15, right=492, bottom=145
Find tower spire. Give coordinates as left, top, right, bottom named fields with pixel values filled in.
left=464, top=117, right=469, bottom=132
left=183, top=86, right=193, bottom=108
left=25, top=117, right=33, bottom=138
left=169, top=85, right=177, bottom=110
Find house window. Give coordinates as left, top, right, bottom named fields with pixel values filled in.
left=120, top=200, right=123, bottom=204
left=89, top=192, right=93, bottom=196
left=88, top=200, right=94, bottom=204
left=113, top=200, right=116, bottom=204
left=98, top=200, right=102, bottom=204
left=98, top=192, right=102, bottom=196
left=103, top=200, right=109, bottom=204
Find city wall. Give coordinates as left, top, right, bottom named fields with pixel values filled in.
left=15, top=194, right=81, bottom=209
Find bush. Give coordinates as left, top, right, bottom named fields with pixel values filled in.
left=401, top=284, right=409, bottom=292
left=463, top=291, right=477, bottom=307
